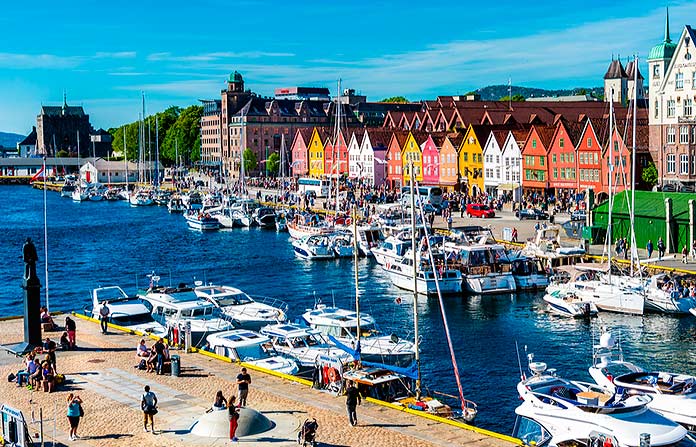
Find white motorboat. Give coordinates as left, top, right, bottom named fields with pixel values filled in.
left=292, top=234, right=337, bottom=260
left=508, top=252, right=550, bottom=291
left=515, top=353, right=688, bottom=447
left=185, top=210, right=220, bottom=231
left=104, top=188, right=121, bottom=201
left=259, top=323, right=353, bottom=369
left=229, top=199, right=259, bottom=227
left=334, top=221, right=383, bottom=256
left=384, top=250, right=462, bottom=295
left=253, top=207, right=276, bottom=228
left=60, top=182, right=76, bottom=197
left=182, top=190, right=204, bottom=210
left=194, top=284, right=287, bottom=331
left=643, top=274, right=696, bottom=314
left=301, top=305, right=415, bottom=368
left=71, top=187, right=88, bottom=202
left=139, top=283, right=235, bottom=346
left=129, top=190, right=153, bottom=206
left=287, top=214, right=334, bottom=239
left=542, top=289, right=598, bottom=318
left=331, top=232, right=355, bottom=258
left=589, top=331, right=696, bottom=431
left=89, top=285, right=166, bottom=336
left=371, top=236, right=412, bottom=267
left=205, top=330, right=299, bottom=375
left=88, top=188, right=104, bottom=201
left=167, top=195, right=186, bottom=213
left=546, top=264, right=645, bottom=315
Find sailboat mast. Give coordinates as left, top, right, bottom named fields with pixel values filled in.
left=155, top=115, right=159, bottom=188
left=123, top=126, right=129, bottom=191
left=42, top=156, right=49, bottom=312
left=353, top=204, right=361, bottom=355
left=148, top=117, right=152, bottom=185
left=607, top=88, right=614, bottom=282
left=409, top=163, right=421, bottom=399
left=630, top=55, right=639, bottom=276
left=76, top=131, right=80, bottom=182
left=334, top=79, right=342, bottom=217
left=240, top=126, right=245, bottom=196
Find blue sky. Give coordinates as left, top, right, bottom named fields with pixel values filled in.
left=0, top=0, right=694, bottom=134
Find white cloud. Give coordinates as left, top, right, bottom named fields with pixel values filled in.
left=146, top=51, right=294, bottom=62
left=0, top=53, right=83, bottom=69
left=94, top=51, right=137, bottom=59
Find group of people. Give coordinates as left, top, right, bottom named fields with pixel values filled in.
left=136, top=338, right=170, bottom=374
left=15, top=336, right=58, bottom=393
left=206, top=367, right=251, bottom=442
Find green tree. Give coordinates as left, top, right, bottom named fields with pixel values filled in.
left=56, top=149, right=69, bottom=158
left=266, top=152, right=280, bottom=175
left=575, top=88, right=588, bottom=95
left=243, top=148, right=257, bottom=173
left=499, top=94, right=526, bottom=102
left=161, top=105, right=202, bottom=165
left=641, top=162, right=659, bottom=188
left=380, top=96, right=409, bottom=103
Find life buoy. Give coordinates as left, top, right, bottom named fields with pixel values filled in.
left=328, top=367, right=340, bottom=383
left=386, top=261, right=391, bottom=270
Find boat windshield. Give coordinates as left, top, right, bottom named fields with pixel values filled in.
left=289, top=335, right=321, bottom=348
left=461, top=247, right=510, bottom=266
left=95, top=287, right=128, bottom=302
left=215, top=293, right=254, bottom=307
left=513, top=416, right=551, bottom=447
left=236, top=343, right=272, bottom=360
left=110, top=312, right=157, bottom=326
left=180, top=306, right=217, bottom=319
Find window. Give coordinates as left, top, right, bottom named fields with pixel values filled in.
left=653, top=65, right=660, bottom=78
left=614, top=141, right=619, bottom=152
left=569, top=153, right=574, bottom=163
left=553, top=167, right=558, bottom=178
left=560, top=168, right=565, bottom=179
left=587, top=137, right=592, bottom=147
left=676, top=72, right=684, bottom=89
left=559, top=138, right=564, bottom=148
left=552, top=154, right=557, bottom=163
left=560, top=153, right=565, bottom=163
left=532, top=139, right=537, bottom=148
left=681, top=154, right=689, bottom=174
left=668, top=100, right=676, bottom=117
left=668, top=127, right=676, bottom=144
left=681, top=126, right=689, bottom=144
left=539, top=156, right=545, bottom=166
left=667, top=154, right=676, bottom=173
left=685, top=99, right=693, bottom=116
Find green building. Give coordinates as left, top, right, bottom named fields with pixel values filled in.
left=592, top=191, right=696, bottom=253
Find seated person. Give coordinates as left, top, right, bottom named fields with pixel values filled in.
left=145, top=348, right=157, bottom=373
left=16, top=354, right=37, bottom=387
left=28, top=359, right=43, bottom=388
left=59, top=332, right=70, bottom=351
left=41, top=362, right=55, bottom=393
left=212, top=390, right=227, bottom=410
left=40, top=306, right=57, bottom=330
left=136, top=339, right=150, bottom=357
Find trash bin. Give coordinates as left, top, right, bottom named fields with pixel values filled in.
left=171, top=355, right=180, bottom=377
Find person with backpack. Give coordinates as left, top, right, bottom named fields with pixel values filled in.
left=141, top=385, right=158, bottom=433
left=658, top=237, right=666, bottom=261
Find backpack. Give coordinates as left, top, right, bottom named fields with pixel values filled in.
left=7, top=373, right=16, bottom=383
left=138, top=359, right=147, bottom=370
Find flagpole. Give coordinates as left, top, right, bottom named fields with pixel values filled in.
left=42, top=156, right=49, bottom=311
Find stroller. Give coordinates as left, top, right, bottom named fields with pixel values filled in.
left=297, top=417, right=318, bottom=447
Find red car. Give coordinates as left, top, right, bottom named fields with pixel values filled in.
left=466, top=203, right=495, bottom=218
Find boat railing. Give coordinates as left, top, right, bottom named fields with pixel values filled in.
left=249, top=295, right=289, bottom=315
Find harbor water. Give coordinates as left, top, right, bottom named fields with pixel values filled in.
left=1, top=184, right=696, bottom=434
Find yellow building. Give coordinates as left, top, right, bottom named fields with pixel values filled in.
left=307, top=128, right=329, bottom=178
left=401, top=131, right=425, bottom=184
left=458, top=125, right=490, bottom=195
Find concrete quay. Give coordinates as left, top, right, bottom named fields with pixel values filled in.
left=0, top=315, right=518, bottom=447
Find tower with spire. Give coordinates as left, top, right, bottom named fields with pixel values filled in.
left=603, top=56, right=628, bottom=105
left=648, top=7, right=676, bottom=98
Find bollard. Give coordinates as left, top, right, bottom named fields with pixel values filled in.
left=171, top=354, right=181, bottom=377
left=640, top=433, right=650, bottom=447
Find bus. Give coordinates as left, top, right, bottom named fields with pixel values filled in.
left=400, top=186, right=443, bottom=207
left=298, top=177, right=330, bottom=198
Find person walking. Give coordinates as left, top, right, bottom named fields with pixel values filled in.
left=141, top=385, right=158, bottom=433
left=345, top=380, right=361, bottom=426
left=236, top=367, right=251, bottom=407
left=64, top=316, right=76, bottom=350
left=98, top=301, right=110, bottom=334
left=228, top=395, right=239, bottom=442
left=511, top=227, right=518, bottom=243
left=66, top=394, right=84, bottom=441
left=658, top=237, right=666, bottom=261
left=682, top=245, right=689, bottom=264
left=646, top=240, right=654, bottom=260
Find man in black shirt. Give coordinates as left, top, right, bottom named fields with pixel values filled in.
left=43, top=337, right=57, bottom=372
left=153, top=339, right=165, bottom=375
left=345, top=380, right=361, bottom=426
left=236, top=367, right=251, bottom=406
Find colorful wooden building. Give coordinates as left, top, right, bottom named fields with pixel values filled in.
left=521, top=125, right=555, bottom=193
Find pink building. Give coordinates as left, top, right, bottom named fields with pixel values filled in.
left=290, top=128, right=313, bottom=176
left=421, top=134, right=441, bottom=185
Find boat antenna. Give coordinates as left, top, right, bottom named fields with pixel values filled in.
left=416, top=180, right=471, bottom=416
left=515, top=340, right=525, bottom=381
left=42, top=156, right=49, bottom=312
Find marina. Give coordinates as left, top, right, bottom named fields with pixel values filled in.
left=2, top=184, right=696, bottom=444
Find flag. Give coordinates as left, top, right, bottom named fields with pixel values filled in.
left=30, top=165, right=46, bottom=183
left=394, top=296, right=402, bottom=304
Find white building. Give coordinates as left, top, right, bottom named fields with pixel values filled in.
left=500, top=130, right=525, bottom=201
left=482, top=130, right=507, bottom=196
left=348, top=130, right=363, bottom=179
left=16, top=127, right=37, bottom=157
left=80, top=158, right=138, bottom=184
left=361, top=129, right=392, bottom=186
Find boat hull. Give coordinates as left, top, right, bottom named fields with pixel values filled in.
left=385, top=268, right=462, bottom=295
left=464, top=273, right=516, bottom=294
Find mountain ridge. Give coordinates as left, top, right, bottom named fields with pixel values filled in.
left=0, top=132, right=25, bottom=148
left=473, top=85, right=604, bottom=101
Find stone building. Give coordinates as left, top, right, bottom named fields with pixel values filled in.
left=36, top=94, right=110, bottom=157
left=199, top=99, right=222, bottom=167
left=647, top=9, right=696, bottom=189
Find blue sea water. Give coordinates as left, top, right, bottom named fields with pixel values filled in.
left=1, top=185, right=695, bottom=434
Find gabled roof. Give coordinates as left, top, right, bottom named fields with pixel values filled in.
left=389, top=131, right=409, bottom=150
left=364, top=129, right=394, bottom=150
left=18, top=127, right=36, bottom=146
left=603, top=59, right=627, bottom=79
left=443, top=133, right=464, bottom=149
left=292, top=127, right=315, bottom=149
left=41, top=105, right=86, bottom=117
left=490, top=129, right=509, bottom=148
left=624, top=60, right=644, bottom=80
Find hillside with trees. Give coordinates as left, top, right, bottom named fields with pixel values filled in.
left=473, top=85, right=603, bottom=101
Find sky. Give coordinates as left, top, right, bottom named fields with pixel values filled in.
left=0, top=0, right=693, bottom=135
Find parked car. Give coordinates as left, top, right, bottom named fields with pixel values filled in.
left=571, top=210, right=587, bottom=221
left=466, top=203, right=495, bottom=218
left=516, top=208, right=549, bottom=220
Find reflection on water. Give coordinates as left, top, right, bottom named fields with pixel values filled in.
left=0, top=186, right=695, bottom=434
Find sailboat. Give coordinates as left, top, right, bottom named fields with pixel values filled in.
left=130, top=101, right=154, bottom=206
left=71, top=131, right=88, bottom=202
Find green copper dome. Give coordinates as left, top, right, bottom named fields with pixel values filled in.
left=649, top=7, right=677, bottom=61
left=228, top=71, right=243, bottom=83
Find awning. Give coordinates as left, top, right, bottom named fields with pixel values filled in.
left=497, top=183, right=520, bottom=190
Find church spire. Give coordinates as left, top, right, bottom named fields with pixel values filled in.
left=665, top=6, right=672, bottom=43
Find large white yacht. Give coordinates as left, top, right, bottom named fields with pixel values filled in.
left=138, top=284, right=234, bottom=346
left=193, top=284, right=287, bottom=331
left=508, top=252, right=550, bottom=291
left=205, top=329, right=298, bottom=375
left=371, top=236, right=412, bottom=267
left=514, top=353, right=688, bottom=447
left=384, top=249, right=462, bottom=295
left=259, top=323, right=353, bottom=369
left=89, top=286, right=166, bottom=336
left=300, top=305, right=415, bottom=368
left=589, top=331, right=696, bottom=432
